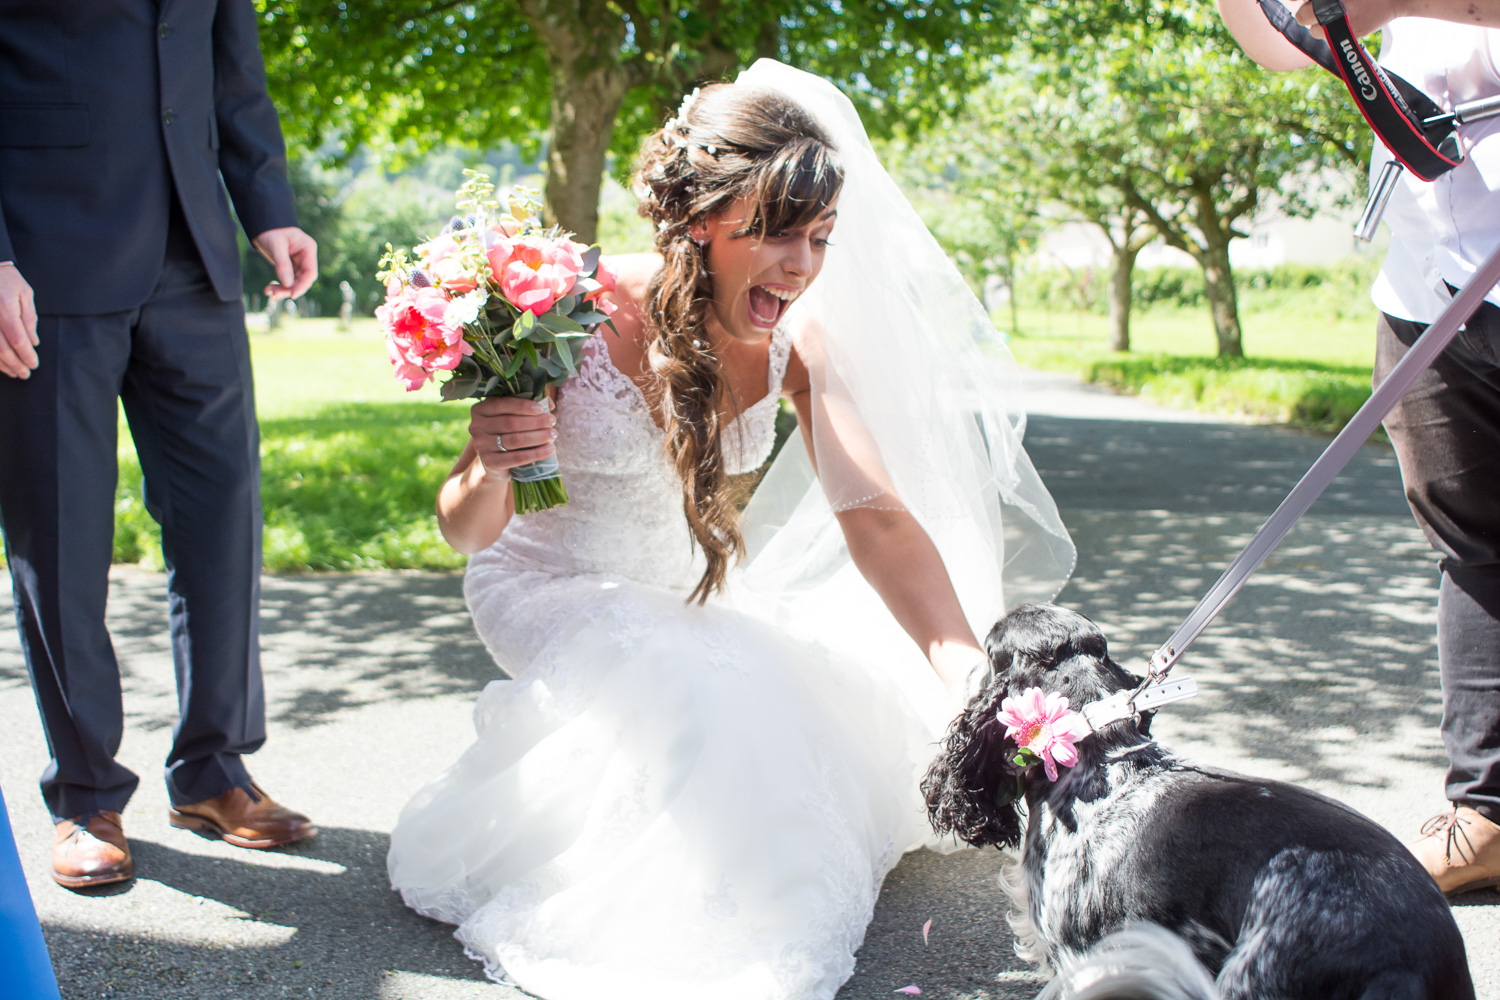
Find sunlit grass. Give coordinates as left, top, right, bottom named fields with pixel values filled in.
left=3, top=317, right=471, bottom=572
left=1002, top=298, right=1378, bottom=430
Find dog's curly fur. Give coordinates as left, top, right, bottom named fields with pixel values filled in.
left=922, top=603, right=1475, bottom=1000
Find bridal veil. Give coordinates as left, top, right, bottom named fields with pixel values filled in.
left=734, top=60, right=1075, bottom=697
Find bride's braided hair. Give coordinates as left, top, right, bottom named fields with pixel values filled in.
left=634, top=83, right=843, bottom=605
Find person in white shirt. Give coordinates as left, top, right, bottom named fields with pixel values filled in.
left=1218, top=0, right=1500, bottom=898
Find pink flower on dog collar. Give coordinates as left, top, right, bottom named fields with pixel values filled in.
left=997, top=688, right=1093, bottom=781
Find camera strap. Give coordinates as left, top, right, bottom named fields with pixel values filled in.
left=1255, top=0, right=1463, bottom=180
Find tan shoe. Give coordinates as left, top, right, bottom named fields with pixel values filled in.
left=1409, top=805, right=1500, bottom=897
left=52, top=810, right=133, bottom=889
left=169, top=783, right=316, bottom=849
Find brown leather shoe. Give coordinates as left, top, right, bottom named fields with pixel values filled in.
left=52, top=810, right=133, bottom=889
left=1409, top=805, right=1500, bottom=897
left=169, top=783, right=316, bottom=849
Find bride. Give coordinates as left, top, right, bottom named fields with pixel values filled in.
left=387, top=60, right=1075, bottom=1000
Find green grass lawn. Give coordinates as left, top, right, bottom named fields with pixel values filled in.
left=4, top=317, right=472, bottom=573
left=1, top=290, right=1385, bottom=574
left=1002, top=297, right=1380, bottom=430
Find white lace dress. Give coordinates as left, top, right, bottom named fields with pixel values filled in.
left=388, top=326, right=945, bottom=1000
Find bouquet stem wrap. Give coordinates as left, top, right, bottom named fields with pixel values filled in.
left=508, top=453, right=567, bottom=513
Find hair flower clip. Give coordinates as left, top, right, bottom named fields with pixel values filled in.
left=662, top=86, right=702, bottom=135
left=675, top=87, right=701, bottom=124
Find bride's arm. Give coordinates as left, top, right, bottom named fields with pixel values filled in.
left=784, top=360, right=984, bottom=700
left=436, top=396, right=557, bottom=554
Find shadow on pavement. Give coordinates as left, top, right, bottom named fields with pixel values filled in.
left=1026, top=414, right=1445, bottom=791
left=42, top=827, right=493, bottom=999
left=4, top=403, right=1493, bottom=999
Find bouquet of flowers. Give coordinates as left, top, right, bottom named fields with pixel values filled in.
left=376, top=170, right=617, bottom=514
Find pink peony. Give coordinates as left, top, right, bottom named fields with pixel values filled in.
left=487, top=234, right=588, bottom=315
left=376, top=285, right=472, bottom=390
left=418, top=233, right=460, bottom=266
left=392, top=359, right=433, bottom=391
left=430, top=254, right=479, bottom=294
left=996, top=687, right=1093, bottom=782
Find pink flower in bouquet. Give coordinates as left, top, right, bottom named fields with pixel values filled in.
left=419, top=233, right=460, bottom=266
left=390, top=357, right=432, bottom=391
left=996, top=687, right=1093, bottom=781
left=430, top=256, right=479, bottom=294
left=377, top=285, right=472, bottom=390
left=421, top=234, right=486, bottom=294
left=488, top=235, right=587, bottom=315
left=382, top=285, right=463, bottom=344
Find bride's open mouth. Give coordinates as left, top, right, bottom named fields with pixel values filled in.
left=747, top=284, right=796, bottom=328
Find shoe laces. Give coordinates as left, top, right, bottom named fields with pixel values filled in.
left=1420, top=808, right=1477, bottom=865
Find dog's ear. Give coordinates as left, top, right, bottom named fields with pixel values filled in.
left=921, top=680, right=1025, bottom=850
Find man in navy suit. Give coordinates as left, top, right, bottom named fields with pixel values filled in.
left=0, top=0, right=318, bottom=888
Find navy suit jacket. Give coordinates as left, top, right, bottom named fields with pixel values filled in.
left=0, top=0, right=298, bottom=315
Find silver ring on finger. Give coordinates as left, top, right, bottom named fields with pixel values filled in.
left=495, top=434, right=508, bottom=453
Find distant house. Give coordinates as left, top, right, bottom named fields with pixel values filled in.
left=1030, top=175, right=1386, bottom=273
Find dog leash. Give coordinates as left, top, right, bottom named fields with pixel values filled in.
left=1132, top=240, right=1500, bottom=700
left=1110, top=0, right=1500, bottom=705
left=1075, top=0, right=1500, bottom=723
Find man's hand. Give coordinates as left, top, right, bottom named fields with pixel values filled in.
left=0, top=264, right=39, bottom=379
left=251, top=227, right=318, bottom=300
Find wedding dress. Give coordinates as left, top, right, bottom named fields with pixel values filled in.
left=388, top=59, right=1075, bottom=1000
left=388, top=325, right=943, bottom=1000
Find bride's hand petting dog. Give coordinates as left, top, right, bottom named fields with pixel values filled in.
left=922, top=603, right=1474, bottom=1000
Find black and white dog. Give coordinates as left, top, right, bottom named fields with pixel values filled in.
left=923, top=603, right=1474, bottom=1000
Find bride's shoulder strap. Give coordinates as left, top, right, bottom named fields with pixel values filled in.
left=768, top=321, right=796, bottom=395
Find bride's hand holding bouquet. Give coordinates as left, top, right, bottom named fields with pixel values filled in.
left=376, top=170, right=617, bottom=514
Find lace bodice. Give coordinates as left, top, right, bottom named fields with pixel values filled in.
left=473, top=324, right=793, bottom=590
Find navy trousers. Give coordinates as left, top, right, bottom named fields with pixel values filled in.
left=0, top=209, right=265, bottom=822
left=1376, top=298, right=1500, bottom=824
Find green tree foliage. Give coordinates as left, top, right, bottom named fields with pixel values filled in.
left=885, top=136, right=1043, bottom=338
left=919, top=2, right=1367, bottom=357
left=254, top=1, right=1024, bottom=243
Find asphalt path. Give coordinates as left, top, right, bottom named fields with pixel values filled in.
left=2, top=369, right=1495, bottom=999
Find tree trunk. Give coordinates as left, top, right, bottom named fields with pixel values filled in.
left=1199, top=235, right=1242, bottom=358
left=1107, top=243, right=1140, bottom=352
left=544, top=59, right=628, bottom=244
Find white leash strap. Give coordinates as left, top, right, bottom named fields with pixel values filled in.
left=1143, top=241, right=1500, bottom=687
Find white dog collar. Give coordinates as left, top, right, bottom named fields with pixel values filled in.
left=1081, top=677, right=1199, bottom=732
